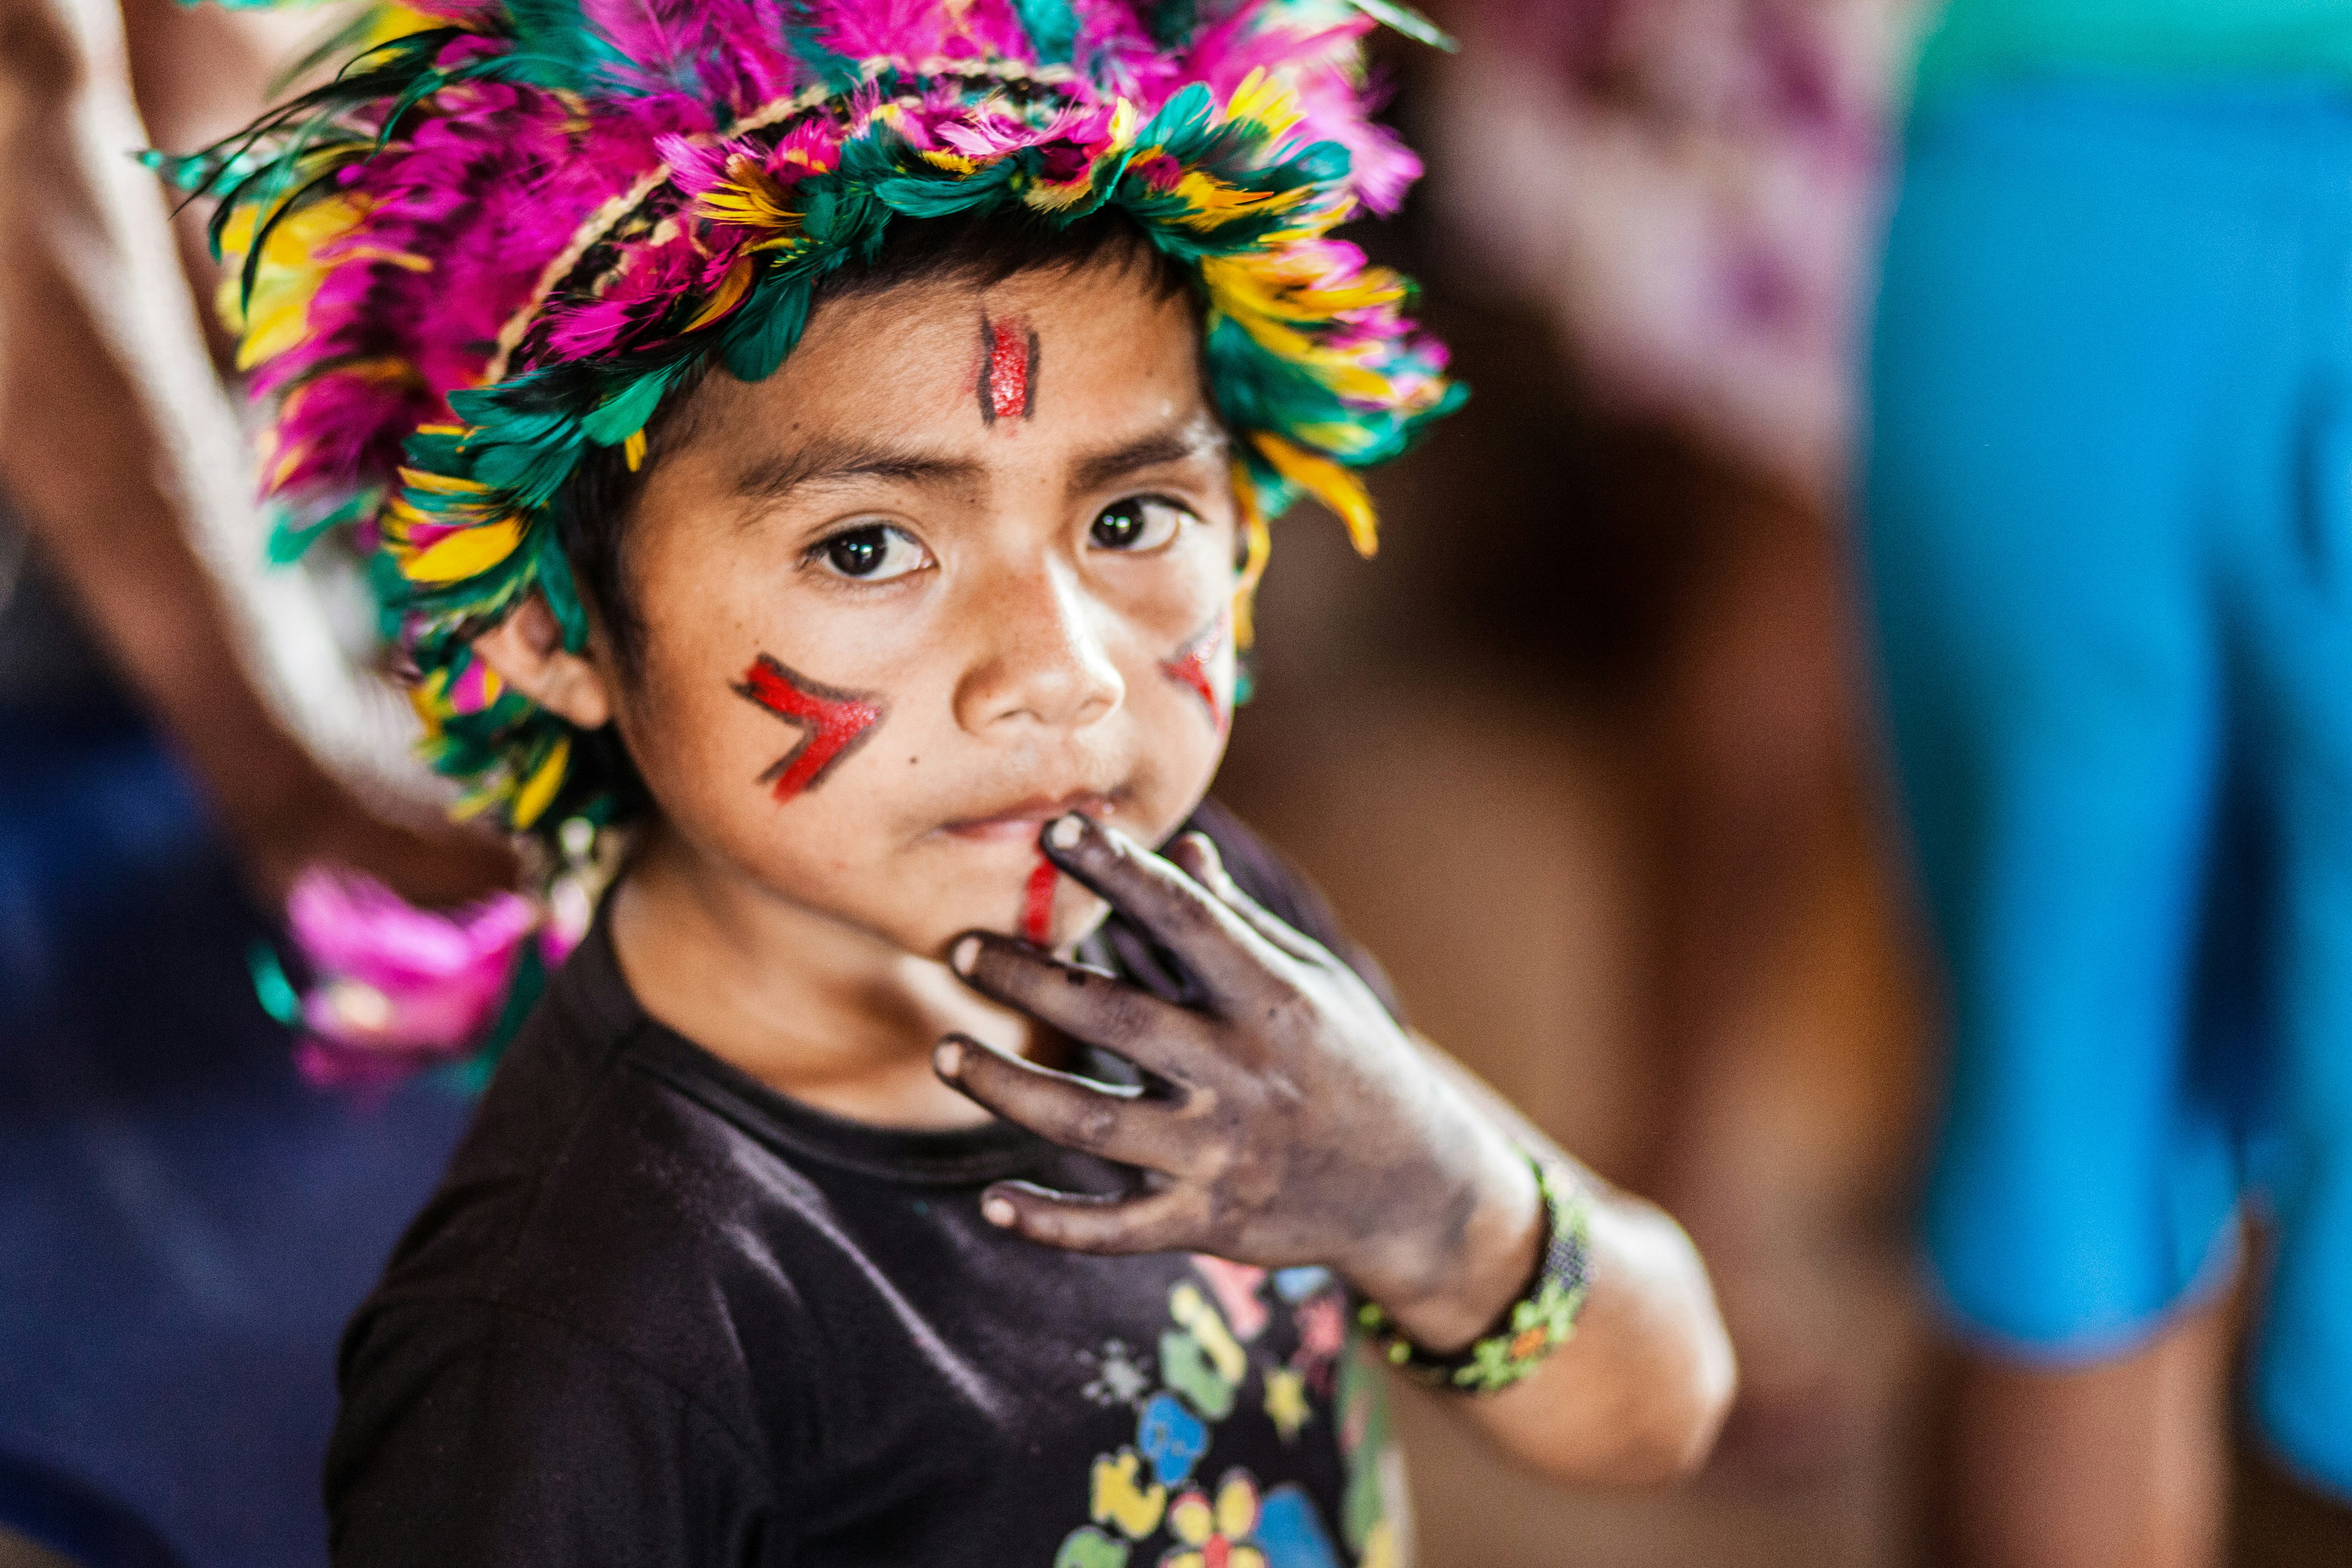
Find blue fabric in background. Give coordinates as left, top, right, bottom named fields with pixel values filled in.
left=1864, top=82, right=2352, bottom=1497
left=0, top=702, right=470, bottom=1568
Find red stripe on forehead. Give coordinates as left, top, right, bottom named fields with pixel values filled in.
left=989, top=323, right=1027, bottom=420
left=978, top=313, right=1038, bottom=424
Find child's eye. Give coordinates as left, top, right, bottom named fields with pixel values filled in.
left=813, top=523, right=928, bottom=582
left=1090, top=497, right=1191, bottom=553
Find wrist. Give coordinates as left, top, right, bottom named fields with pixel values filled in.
left=1356, top=1155, right=1594, bottom=1396
left=1350, top=1134, right=1542, bottom=1353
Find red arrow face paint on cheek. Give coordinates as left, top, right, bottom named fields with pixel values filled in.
left=1022, top=858, right=1058, bottom=946
left=732, top=655, right=886, bottom=801
left=977, top=312, right=1038, bottom=426
left=1159, top=609, right=1229, bottom=733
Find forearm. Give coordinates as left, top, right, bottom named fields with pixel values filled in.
left=0, top=4, right=330, bottom=833
left=0, top=0, right=527, bottom=909
left=1, top=238, right=328, bottom=811
left=1397, top=1040, right=1736, bottom=1485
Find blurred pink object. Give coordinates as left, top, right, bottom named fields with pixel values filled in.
left=1431, top=0, right=1909, bottom=496
left=284, top=869, right=580, bottom=1088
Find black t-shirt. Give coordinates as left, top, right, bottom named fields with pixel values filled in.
left=325, top=802, right=1413, bottom=1568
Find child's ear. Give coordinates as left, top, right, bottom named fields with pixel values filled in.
left=470, top=596, right=614, bottom=730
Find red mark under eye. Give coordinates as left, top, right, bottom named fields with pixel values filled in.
left=978, top=313, right=1038, bottom=425
left=1159, top=609, right=1229, bottom=732
left=732, top=654, right=886, bottom=801
left=1022, top=858, right=1058, bottom=946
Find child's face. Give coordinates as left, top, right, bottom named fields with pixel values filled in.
left=598, top=258, right=1238, bottom=959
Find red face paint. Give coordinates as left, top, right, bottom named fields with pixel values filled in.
left=1158, top=608, right=1229, bottom=732
left=1022, top=858, right=1058, bottom=946
left=732, top=654, right=885, bottom=801
left=978, top=312, right=1038, bottom=425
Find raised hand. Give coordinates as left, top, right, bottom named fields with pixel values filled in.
left=935, top=812, right=1542, bottom=1352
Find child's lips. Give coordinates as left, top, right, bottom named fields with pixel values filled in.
left=939, top=790, right=1119, bottom=845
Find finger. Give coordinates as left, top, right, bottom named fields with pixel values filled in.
left=1040, top=813, right=1292, bottom=1003
left=933, top=1034, right=1195, bottom=1171
left=1164, top=833, right=1332, bottom=967
left=949, top=933, right=1218, bottom=1082
left=977, top=1178, right=1199, bottom=1256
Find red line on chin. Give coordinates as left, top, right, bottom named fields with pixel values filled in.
left=1022, top=859, right=1057, bottom=946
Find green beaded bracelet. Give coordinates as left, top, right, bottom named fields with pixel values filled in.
left=1354, top=1156, right=1592, bottom=1396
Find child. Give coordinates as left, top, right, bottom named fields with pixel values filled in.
left=169, top=2, right=1734, bottom=1561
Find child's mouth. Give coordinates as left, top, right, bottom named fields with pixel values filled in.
left=939, top=789, right=1122, bottom=845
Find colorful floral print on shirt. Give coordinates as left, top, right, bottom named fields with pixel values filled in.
left=1055, top=1258, right=1406, bottom=1568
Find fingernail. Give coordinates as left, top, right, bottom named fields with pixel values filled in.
left=933, top=1039, right=962, bottom=1077
left=1047, top=813, right=1087, bottom=852
left=981, top=1195, right=1016, bottom=1227
left=949, top=934, right=981, bottom=975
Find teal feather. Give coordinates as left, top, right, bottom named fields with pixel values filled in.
left=783, top=0, right=862, bottom=93
left=1010, top=0, right=1080, bottom=64
left=721, top=276, right=812, bottom=381
left=246, top=942, right=304, bottom=1029
left=578, top=368, right=673, bottom=445
left=266, top=489, right=378, bottom=565
left=501, top=0, right=633, bottom=94
left=533, top=529, right=594, bottom=652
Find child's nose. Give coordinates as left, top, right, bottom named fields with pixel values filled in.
left=952, top=557, right=1125, bottom=734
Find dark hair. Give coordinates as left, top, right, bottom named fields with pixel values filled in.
left=554, top=208, right=1198, bottom=675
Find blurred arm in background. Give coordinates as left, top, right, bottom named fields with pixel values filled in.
left=0, top=0, right=513, bottom=907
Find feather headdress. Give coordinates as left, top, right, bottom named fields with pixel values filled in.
left=158, top=0, right=1462, bottom=838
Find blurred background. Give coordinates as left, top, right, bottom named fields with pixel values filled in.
left=1221, top=5, right=1936, bottom=1559
left=6, top=0, right=2352, bottom=1564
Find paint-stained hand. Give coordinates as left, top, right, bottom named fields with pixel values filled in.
left=936, top=813, right=1542, bottom=1350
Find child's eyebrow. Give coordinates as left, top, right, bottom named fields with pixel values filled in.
left=732, top=439, right=986, bottom=508
left=1068, top=423, right=1229, bottom=494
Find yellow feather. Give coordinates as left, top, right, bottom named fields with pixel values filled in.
left=1229, top=459, right=1273, bottom=648
left=402, top=517, right=524, bottom=583
left=1223, top=68, right=1306, bottom=139
left=222, top=194, right=374, bottom=371
left=1167, top=172, right=1310, bottom=232
left=510, top=737, right=571, bottom=829
left=693, top=156, right=800, bottom=232
left=684, top=254, right=755, bottom=332
left=407, top=673, right=448, bottom=741
left=1021, top=174, right=1101, bottom=213
left=1251, top=433, right=1378, bottom=557
left=352, top=2, right=453, bottom=50
left=267, top=440, right=310, bottom=492
left=397, top=467, right=493, bottom=497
